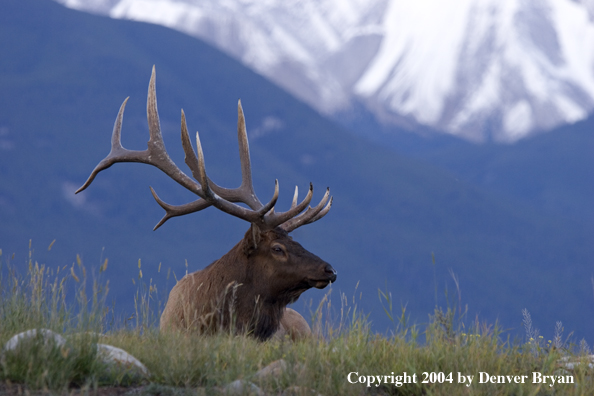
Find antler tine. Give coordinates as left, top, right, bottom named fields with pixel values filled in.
left=309, top=196, right=333, bottom=223
left=76, top=66, right=203, bottom=197
left=75, top=97, right=130, bottom=194
left=180, top=110, right=198, bottom=177
left=150, top=107, right=279, bottom=229
left=280, top=189, right=332, bottom=232
left=150, top=186, right=212, bottom=230
left=144, top=67, right=203, bottom=194
left=255, top=179, right=279, bottom=216
left=291, top=186, right=299, bottom=208
left=269, top=185, right=298, bottom=216
left=179, top=105, right=280, bottom=223
left=237, top=100, right=260, bottom=206
left=184, top=97, right=281, bottom=222
left=203, top=100, right=262, bottom=210
left=194, top=131, right=211, bottom=195
left=180, top=109, right=212, bottom=196
left=264, top=183, right=314, bottom=228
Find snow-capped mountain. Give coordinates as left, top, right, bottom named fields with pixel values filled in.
left=55, top=0, right=594, bottom=142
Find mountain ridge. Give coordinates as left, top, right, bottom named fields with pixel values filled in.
left=55, top=0, right=594, bottom=142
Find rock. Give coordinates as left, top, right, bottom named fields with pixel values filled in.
left=1, top=328, right=69, bottom=369
left=3, top=328, right=67, bottom=351
left=97, top=343, right=150, bottom=379
left=254, top=359, right=288, bottom=380
left=2, top=329, right=150, bottom=380
left=224, top=379, right=264, bottom=396
left=558, top=355, right=594, bottom=370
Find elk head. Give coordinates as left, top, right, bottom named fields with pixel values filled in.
left=242, top=225, right=336, bottom=301
left=76, top=67, right=336, bottom=340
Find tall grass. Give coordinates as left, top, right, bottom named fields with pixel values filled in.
left=0, top=241, right=109, bottom=335
left=0, top=242, right=111, bottom=390
left=1, top=243, right=593, bottom=395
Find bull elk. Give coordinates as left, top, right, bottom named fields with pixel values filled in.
left=76, top=67, right=336, bottom=341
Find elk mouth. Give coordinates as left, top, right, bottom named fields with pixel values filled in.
left=307, top=267, right=337, bottom=289
left=308, top=279, right=333, bottom=289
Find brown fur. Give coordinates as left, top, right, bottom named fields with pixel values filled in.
left=274, top=308, right=312, bottom=341
left=160, top=226, right=336, bottom=341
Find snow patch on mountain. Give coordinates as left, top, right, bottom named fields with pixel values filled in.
left=355, top=0, right=594, bottom=141
left=55, top=0, right=594, bottom=142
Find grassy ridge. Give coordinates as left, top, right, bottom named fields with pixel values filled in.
left=1, top=247, right=593, bottom=396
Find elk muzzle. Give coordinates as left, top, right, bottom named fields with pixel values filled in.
left=308, top=263, right=337, bottom=289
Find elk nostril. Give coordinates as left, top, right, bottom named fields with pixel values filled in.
left=324, top=264, right=337, bottom=279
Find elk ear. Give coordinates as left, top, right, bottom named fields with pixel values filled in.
left=245, top=223, right=262, bottom=255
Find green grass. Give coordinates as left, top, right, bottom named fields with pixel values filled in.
left=1, top=245, right=593, bottom=396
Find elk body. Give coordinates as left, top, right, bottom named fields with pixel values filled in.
left=76, top=67, right=336, bottom=341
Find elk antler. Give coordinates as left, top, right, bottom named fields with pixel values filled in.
left=76, top=66, right=332, bottom=231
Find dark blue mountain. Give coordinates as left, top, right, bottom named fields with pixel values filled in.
left=1, top=0, right=592, bottom=343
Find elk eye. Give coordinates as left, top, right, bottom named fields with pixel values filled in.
left=272, top=245, right=284, bottom=254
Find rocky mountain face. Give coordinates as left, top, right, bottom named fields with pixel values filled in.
left=55, top=0, right=594, bottom=142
